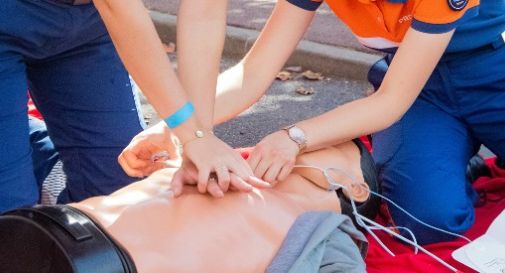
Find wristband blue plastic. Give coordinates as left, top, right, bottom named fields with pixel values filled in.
left=164, top=102, right=195, bottom=129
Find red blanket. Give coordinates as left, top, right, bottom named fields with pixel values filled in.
left=366, top=159, right=505, bottom=273
left=28, top=96, right=43, bottom=120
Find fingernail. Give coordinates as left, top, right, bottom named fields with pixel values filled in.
left=250, top=176, right=271, bottom=187
left=173, top=190, right=180, bottom=198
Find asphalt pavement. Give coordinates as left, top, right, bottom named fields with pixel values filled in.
left=140, top=56, right=370, bottom=148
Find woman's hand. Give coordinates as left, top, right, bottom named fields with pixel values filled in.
left=182, top=134, right=270, bottom=197
left=118, top=122, right=180, bottom=178
left=170, top=160, right=254, bottom=198
left=247, top=130, right=300, bottom=185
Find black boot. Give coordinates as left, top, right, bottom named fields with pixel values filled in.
left=466, top=154, right=491, bottom=184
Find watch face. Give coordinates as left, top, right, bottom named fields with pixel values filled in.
left=289, top=127, right=306, bottom=145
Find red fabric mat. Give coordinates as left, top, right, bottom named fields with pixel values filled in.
left=365, top=158, right=505, bottom=273
left=28, top=96, right=43, bottom=120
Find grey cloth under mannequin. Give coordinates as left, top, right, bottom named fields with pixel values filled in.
left=268, top=211, right=367, bottom=273
left=0, top=140, right=377, bottom=273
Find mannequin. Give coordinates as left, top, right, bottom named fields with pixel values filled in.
left=0, top=140, right=377, bottom=273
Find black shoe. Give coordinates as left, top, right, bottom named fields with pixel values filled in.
left=466, top=154, right=491, bottom=184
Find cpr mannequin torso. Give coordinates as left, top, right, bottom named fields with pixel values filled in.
left=71, top=141, right=366, bottom=273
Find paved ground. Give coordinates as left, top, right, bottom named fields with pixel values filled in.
left=140, top=56, right=370, bottom=148
left=143, top=0, right=373, bottom=53
left=139, top=55, right=495, bottom=156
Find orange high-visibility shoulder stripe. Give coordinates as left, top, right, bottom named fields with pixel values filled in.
left=287, top=0, right=480, bottom=50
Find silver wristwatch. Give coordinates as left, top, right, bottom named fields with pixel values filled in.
left=283, top=125, right=307, bottom=151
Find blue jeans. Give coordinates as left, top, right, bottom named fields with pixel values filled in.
left=370, top=40, right=505, bottom=244
left=0, top=0, right=144, bottom=212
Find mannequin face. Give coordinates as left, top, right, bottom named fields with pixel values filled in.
left=71, top=141, right=365, bottom=273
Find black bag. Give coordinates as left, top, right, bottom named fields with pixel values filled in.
left=0, top=205, right=136, bottom=273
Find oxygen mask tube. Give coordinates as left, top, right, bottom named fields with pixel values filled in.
left=293, top=164, right=471, bottom=273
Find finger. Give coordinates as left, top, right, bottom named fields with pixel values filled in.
left=230, top=173, right=253, bottom=192
left=215, top=165, right=231, bottom=192
left=179, top=162, right=199, bottom=184
left=123, top=150, right=152, bottom=169
left=197, top=167, right=211, bottom=194
left=229, top=184, right=240, bottom=192
left=247, top=151, right=262, bottom=174
left=207, top=178, right=224, bottom=198
left=150, top=150, right=170, bottom=162
left=226, top=153, right=254, bottom=178
left=254, top=158, right=272, bottom=179
left=171, top=170, right=185, bottom=197
left=118, top=154, right=145, bottom=178
left=277, top=163, right=294, bottom=182
left=245, top=176, right=271, bottom=188
left=263, top=162, right=284, bottom=184
left=187, top=166, right=199, bottom=183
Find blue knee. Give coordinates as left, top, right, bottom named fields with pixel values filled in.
left=390, top=200, right=475, bottom=245
left=380, top=166, right=476, bottom=244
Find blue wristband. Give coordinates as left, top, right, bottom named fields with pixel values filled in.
left=164, top=102, right=195, bottom=129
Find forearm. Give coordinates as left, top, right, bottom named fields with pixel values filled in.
left=213, top=0, right=314, bottom=124
left=297, top=28, right=454, bottom=151
left=213, top=59, right=274, bottom=125
left=297, top=92, right=409, bottom=151
left=177, top=0, right=228, bottom=130
left=93, top=0, right=201, bottom=142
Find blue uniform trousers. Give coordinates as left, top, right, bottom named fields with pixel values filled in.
left=0, top=0, right=144, bottom=212
left=370, top=39, right=505, bottom=244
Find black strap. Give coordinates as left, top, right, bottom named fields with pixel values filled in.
left=51, top=0, right=92, bottom=5
left=3, top=205, right=137, bottom=273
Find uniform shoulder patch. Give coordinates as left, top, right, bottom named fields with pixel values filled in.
left=447, top=0, right=468, bottom=11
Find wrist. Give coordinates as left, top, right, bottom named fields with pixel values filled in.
left=282, top=124, right=307, bottom=153
left=180, top=128, right=215, bottom=147
left=281, top=131, right=301, bottom=155
left=164, top=102, right=195, bottom=129
left=171, top=117, right=201, bottom=143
